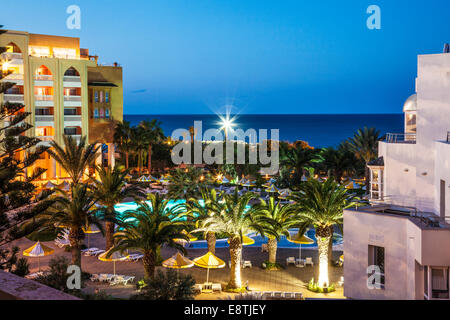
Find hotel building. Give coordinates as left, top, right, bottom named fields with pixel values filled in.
left=344, top=49, right=450, bottom=299
left=0, top=30, right=123, bottom=179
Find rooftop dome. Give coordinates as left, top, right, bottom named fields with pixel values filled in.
left=403, top=94, right=417, bottom=112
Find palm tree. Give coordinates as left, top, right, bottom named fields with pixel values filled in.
left=168, top=167, right=208, bottom=200
left=47, top=135, right=99, bottom=185
left=289, top=179, right=356, bottom=288
left=139, top=120, right=164, bottom=174
left=280, top=142, right=321, bottom=184
left=131, top=126, right=147, bottom=175
left=90, top=165, right=145, bottom=250
left=185, top=188, right=222, bottom=254
left=38, top=184, right=102, bottom=268
left=113, top=121, right=133, bottom=169
left=252, top=197, right=298, bottom=264
left=347, top=127, right=382, bottom=192
left=196, top=191, right=264, bottom=289
left=110, top=194, right=187, bottom=279
left=320, top=144, right=356, bottom=183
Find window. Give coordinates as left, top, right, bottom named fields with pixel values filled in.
left=99, top=91, right=104, bottom=103
left=431, top=268, right=449, bottom=299
left=368, top=245, right=385, bottom=289
left=99, top=108, right=105, bottom=118
left=94, top=91, right=99, bottom=103
left=94, top=108, right=99, bottom=118
left=64, top=127, right=77, bottom=136
left=36, top=108, right=52, bottom=115
left=105, top=108, right=110, bottom=118
left=105, top=91, right=110, bottom=103
left=64, top=108, right=77, bottom=116
left=370, top=168, right=384, bottom=200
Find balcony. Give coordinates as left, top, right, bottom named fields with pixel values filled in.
left=63, top=76, right=82, bottom=88
left=34, top=75, right=53, bottom=87
left=64, top=115, right=82, bottom=126
left=34, top=95, right=54, bottom=107
left=1, top=73, right=24, bottom=86
left=385, top=133, right=416, bottom=144
left=64, top=95, right=82, bottom=107
left=35, top=115, right=55, bottom=126
left=3, top=94, right=24, bottom=103
left=64, top=134, right=81, bottom=143
left=1, top=52, right=23, bottom=60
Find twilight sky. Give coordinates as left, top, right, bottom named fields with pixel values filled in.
left=2, top=0, right=450, bottom=114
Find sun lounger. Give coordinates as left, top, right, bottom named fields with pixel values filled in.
left=194, top=284, right=202, bottom=293
left=90, top=274, right=100, bottom=282
left=242, top=261, right=252, bottom=268
left=305, top=257, right=314, bottom=266
left=25, top=272, right=44, bottom=279
left=273, top=291, right=283, bottom=298
left=286, top=257, right=296, bottom=266
left=295, top=259, right=305, bottom=267
left=212, top=283, right=222, bottom=292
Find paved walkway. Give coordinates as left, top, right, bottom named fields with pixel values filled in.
left=8, top=233, right=344, bottom=300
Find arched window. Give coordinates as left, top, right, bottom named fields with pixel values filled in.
left=64, top=67, right=80, bottom=77
left=35, top=65, right=52, bottom=76
left=6, top=42, right=21, bottom=53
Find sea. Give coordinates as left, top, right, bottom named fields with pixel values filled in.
left=124, top=114, right=403, bottom=148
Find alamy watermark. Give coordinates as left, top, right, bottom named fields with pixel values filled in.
left=367, top=265, right=384, bottom=289
left=66, top=5, right=81, bottom=30
left=366, top=5, right=381, bottom=30
left=170, top=121, right=280, bottom=175
left=66, top=265, right=81, bottom=290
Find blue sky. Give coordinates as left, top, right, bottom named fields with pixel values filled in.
left=2, top=0, right=450, bottom=114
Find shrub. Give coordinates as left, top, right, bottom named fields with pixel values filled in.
left=131, top=269, right=196, bottom=300
left=34, top=256, right=90, bottom=293
left=307, top=278, right=335, bottom=293
left=11, top=258, right=30, bottom=277
left=261, top=261, right=283, bottom=270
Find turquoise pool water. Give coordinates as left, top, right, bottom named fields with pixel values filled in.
left=115, top=201, right=343, bottom=249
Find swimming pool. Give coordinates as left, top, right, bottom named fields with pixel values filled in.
left=187, top=229, right=343, bottom=249
left=115, top=201, right=343, bottom=249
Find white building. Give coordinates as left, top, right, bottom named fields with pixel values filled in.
left=344, top=49, right=450, bottom=300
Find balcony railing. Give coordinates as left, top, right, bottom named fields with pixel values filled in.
left=64, top=115, right=82, bottom=122
left=64, top=95, right=81, bottom=102
left=35, top=95, right=54, bottom=101
left=35, top=115, right=54, bottom=122
left=63, top=76, right=81, bottom=82
left=37, top=136, right=54, bottom=142
left=35, top=75, right=53, bottom=81
left=1, top=52, right=23, bottom=60
left=2, top=73, right=24, bottom=81
left=3, top=94, right=24, bottom=102
left=385, top=133, right=416, bottom=144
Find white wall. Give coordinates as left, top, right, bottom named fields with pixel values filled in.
left=379, top=141, right=416, bottom=207
left=415, top=54, right=450, bottom=213
left=434, top=141, right=450, bottom=221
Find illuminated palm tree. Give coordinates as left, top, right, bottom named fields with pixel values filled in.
left=252, top=197, right=298, bottom=264
left=289, top=179, right=356, bottom=288
left=90, top=165, right=145, bottom=250
left=48, top=135, right=99, bottom=185
left=38, top=184, right=102, bottom=268
left=185, top=188, right=222, bottom=254
left=196, top=190, right=264, bottom=289
left=111, top=194, right=187, bottom=279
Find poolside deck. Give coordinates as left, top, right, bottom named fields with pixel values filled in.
left=8, top=233, right=344, bottom=300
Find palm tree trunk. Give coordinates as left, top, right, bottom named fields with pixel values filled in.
left=267, top=238, right=278, bottom=264
left=105, top=221, right=115, bottom=250
left=206, top=232, right=216, bottom=255
left=138, top=150, right=143, bottom=175
left=125, top=151, right=129, bottom=169
left=69, top=227, right=82, bottom=269
left=147, top=144, right=152, bottom=174
left=143, top=250, right=156, bottom=279
left=228, top=237, right=242, bottom=289
left=316, top=226, right=333, bottom=288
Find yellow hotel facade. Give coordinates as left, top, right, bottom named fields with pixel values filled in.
left=0, top=30, right=123, bottom=180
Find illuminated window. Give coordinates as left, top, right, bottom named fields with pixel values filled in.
left=94, top=108, right=99, bottom=118
left=105, top=108, right=110, bottom=118
left=29, top=46, right=50, bottom=58
left=99, top=91, right=104, bottom=103
left=99, top=108, right=105, bottom=118
left=105, top=91, right=110, bottom=103
left=94, top=91, right=99, bottom=103
left=52, top=48, right=77, bottom=59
